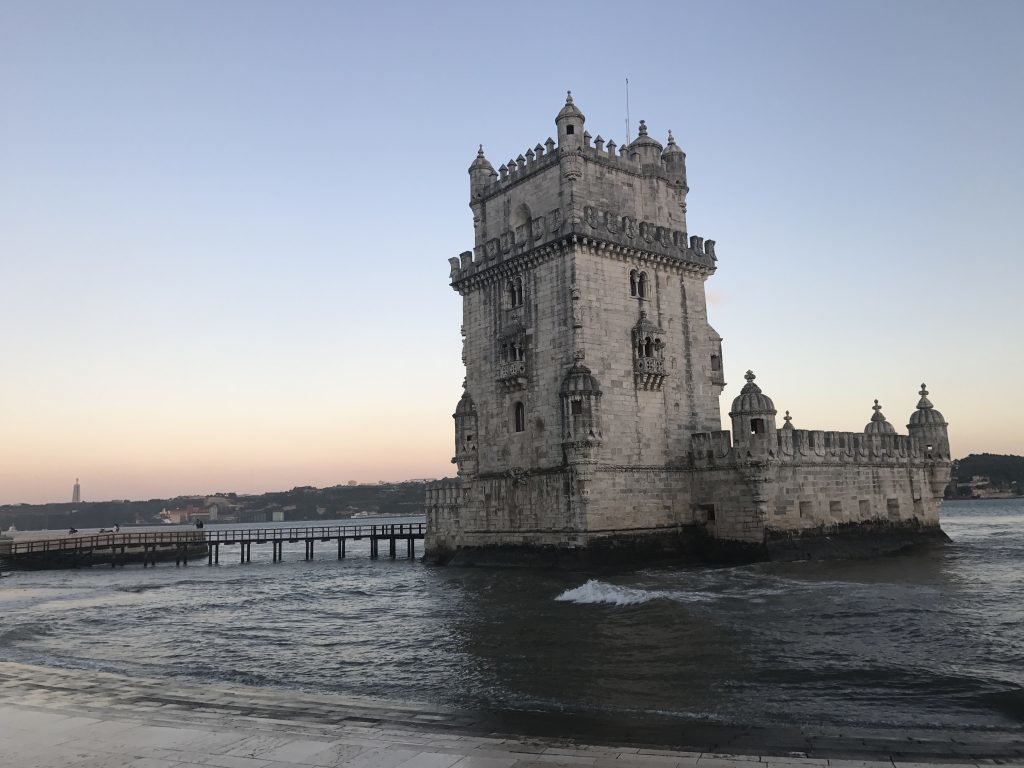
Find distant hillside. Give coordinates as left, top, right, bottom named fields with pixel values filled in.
left=0, top=482, right=430, bottom=531
left=952, top=454, right=1024, bottom=496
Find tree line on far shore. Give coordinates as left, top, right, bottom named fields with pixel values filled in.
left=0, top=482, right=429, bottom=531
left=949, top=454, right=1024, bottom=497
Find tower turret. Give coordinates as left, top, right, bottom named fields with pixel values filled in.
left=907, top=383, right=950, bottom=458
left=453, top=390, right=478, bottom=476
left=628, top=119, right=663, bottom=169
left=729, top=371, right=778, bottom=447
left=555, top=91, right=585, bottom=150
left=661, top=130, right=687, bottom=187
left=864, top=400, right=896, bottom=434
left=468, top=145, right=497, bottom=200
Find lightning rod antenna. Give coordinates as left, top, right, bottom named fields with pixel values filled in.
left=625, top=77, right=631, bottom=144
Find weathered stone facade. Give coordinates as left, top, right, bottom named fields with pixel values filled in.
left=426, top=94, right=950, bottom=565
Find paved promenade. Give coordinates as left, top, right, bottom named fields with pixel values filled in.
left=1, top=662, right=1021, bottom=768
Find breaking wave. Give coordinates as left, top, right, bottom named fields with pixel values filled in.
left=555, top=579, right=661, bottom=606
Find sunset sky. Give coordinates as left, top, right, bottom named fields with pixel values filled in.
left=2, top=1, right=1021, bottom=504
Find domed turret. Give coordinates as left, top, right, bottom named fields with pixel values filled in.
left=730, top=370, right=776, bottom=415
left=560, top=362, right=602, bottom=448
left=729, top=370, right=778, bottom=442
left=454, top=390, right=476, bottom=418
left=661, top=130, right=687, bottom=186
left=555, top=91, right=585, bottom=149
left=628, top=119, right=663, bottom=165
left=452, top=390, right=478, bottom=475
left=469, top=145, right=497, bottom=198
left=907, top=383, right=950, bottom=458
left=908, top=383, right=946, bottom=428
left=864, top=400, right=896, bottom=435
left=560, top=362, right=601, bottom=396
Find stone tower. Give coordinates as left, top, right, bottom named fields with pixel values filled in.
left=429, top=93, right=726, bottom=562
left=426, top=93, right=950, bottom=565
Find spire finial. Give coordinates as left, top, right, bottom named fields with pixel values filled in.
left=638, top=119, right=648, bottom=136
left=920, top=383, right=928, bottom=398
left=667, top=129, right=675, bottom=144
left=873, top=399, right=882, bottom=413
left=745, top=370, right=756, bottom=383
left=784, top=410, right=792, bottom=423
left=566, top=90, right=573, bottom=104
left=477, top=144, right=484, bottom=157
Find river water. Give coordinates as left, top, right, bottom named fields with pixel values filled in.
left=2, top=500, right=1023, bottom=731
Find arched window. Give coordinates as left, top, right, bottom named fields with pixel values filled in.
left=514, top=402, right=525, bottom=433
left=644, top=337, right=653, bottom=358
left=507, top=277, right=524, bottom=308
left=629, top=270, right=638, bottom=297
left=638, top=272, right=649, bottom=299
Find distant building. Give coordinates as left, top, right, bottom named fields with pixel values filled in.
left=426, top=93, right=951, bottom=565
left=159, top=506, right=204, bottom=525
left=72, top=478, right=81, bottom=504
left=204, top=496, right=238, bottom=523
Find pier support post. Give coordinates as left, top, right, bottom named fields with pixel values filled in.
left=240, top=544, right=245, bottom=564
left=389, top=537, right=396, bottom=559
left=214, top=544, right=219, bottom=565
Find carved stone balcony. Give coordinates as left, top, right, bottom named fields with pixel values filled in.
left=634, top=357, right=666, bottom=391
left=496, top=360, right=527, bottom=392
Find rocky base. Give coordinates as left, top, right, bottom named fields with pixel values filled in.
left=426, top=520, right=949, bottom=568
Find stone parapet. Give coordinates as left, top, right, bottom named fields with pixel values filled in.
left=688, top=428, right=950, bottom=469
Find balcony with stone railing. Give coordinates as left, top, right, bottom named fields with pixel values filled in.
left=496, top=360, right=528, bottom=392
left=634, top=357, right=666, bottom=391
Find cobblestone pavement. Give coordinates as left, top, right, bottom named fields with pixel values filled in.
left=1, top=662, right=1022, bottom=768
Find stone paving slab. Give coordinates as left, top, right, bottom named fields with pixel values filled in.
left=1, top=661, right=1022, bottom=768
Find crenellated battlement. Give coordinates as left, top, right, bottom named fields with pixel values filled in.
left=688, top=426, right=945, bottom=470
left=472, top=128, right=686, bottom=202
left=425, top=478, right=461, bottom=506
left=487, top=138, right=560, bottom=191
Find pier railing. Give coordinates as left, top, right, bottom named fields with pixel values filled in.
left=204, top=523, right=425, bottom=544
left=9, top=530, right=206, bottom=555
left=8, top=523, right=426, bottom=555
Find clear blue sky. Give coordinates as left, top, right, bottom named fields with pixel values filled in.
left=1, top=0, right=1021, bottom=503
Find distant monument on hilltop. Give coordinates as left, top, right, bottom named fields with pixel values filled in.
left=72, top=478, right=81, bottom=504
left=425, top=93, right=951, bottom=565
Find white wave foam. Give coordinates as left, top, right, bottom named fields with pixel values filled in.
left=555, top=579, right=660, bottom=606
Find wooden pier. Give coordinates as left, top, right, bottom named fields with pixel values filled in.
left=0, top=523, right=425, bottom=571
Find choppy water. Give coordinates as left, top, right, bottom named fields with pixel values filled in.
left=2, top=501, right=1024, bottom=730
